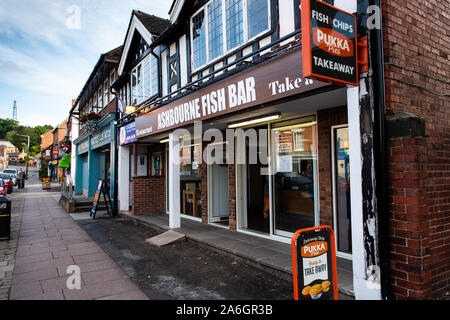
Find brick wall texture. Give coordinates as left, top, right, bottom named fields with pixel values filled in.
left=383, top=0, right=450, bottom=299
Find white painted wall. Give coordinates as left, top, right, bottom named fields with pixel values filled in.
left=179, top=35, right=188, bottom=87
left=118, top=145, right=130, bottom=211
left=336, top=0, right=382, bottom=301
left=168, top=132, right=181, bottom=228
left=279, top=0, right=295, bottom=37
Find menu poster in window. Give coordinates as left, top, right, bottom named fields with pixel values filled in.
left=277, top=155, right=293, bottom=173
left=291, top=226, right=338, bottom=300
left=137, top=155, right=147, bottom=177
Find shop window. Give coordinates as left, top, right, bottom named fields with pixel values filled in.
left=191, top=0, right=271, bottom=70
left=271, top=118, right=318, bottom=236
left=180, top=137, right=202, bottom=218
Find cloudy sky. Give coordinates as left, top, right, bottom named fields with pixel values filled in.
left=0, top=0, right=172, bottom=127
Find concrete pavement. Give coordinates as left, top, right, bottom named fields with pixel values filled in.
left=1, top=169, right=148, bottom=300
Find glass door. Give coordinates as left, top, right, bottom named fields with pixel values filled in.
left=271, top=117, right=318, bottom=237
left=332, top=125, right=352, bottom=257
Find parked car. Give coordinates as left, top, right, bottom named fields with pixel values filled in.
left=0, top=179, right=7, bottom=196
left=2, top=169, right=17, bottom=186
left=0, top=174, right=13, bottom=194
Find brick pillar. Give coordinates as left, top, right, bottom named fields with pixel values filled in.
left=387, top=113, right=431, bottom=299
left=228, top=164, right=236, bottom=231
left=201, top=141, right=208, bottom=224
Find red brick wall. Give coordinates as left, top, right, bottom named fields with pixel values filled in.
left=131, top=176, right=166, bottom=215
left=387, top=136, right=432, bottom=299
left=317, top=106, right=348, bottom=228
left=383, top=0, right=450, bottom=299
left=229, top=164, right=237, bottom=231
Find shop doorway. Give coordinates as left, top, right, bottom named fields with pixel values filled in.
left=332, top=125, right=352, bottom=258
left=237, top=125, right=270, bottom=234
left=208, top=163, right=229, bottom=225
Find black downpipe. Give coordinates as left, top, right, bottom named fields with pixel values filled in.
left=368, top=0, right=391, bottom=300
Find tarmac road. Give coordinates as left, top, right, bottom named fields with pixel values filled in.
left=76, top=217, right=294, bottom=300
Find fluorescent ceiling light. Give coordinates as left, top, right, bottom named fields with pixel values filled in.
left=160, top=138, right=169, bottom=144
left=228, top=114, right=281, bottom=129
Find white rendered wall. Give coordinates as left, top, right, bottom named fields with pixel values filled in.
left=118, top=145, right=130, bottom=211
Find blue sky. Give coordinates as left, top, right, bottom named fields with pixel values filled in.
left=0, top=0, right=172, bottom=127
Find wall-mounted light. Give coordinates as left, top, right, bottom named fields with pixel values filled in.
left=125, top=105, right=137, bottom=114
left=228, top=113, right=281, bottom=129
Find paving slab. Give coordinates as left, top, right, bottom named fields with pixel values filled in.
left=145, top=230, right=186, bottom=247
left=4, top=172, right=149, bottom=300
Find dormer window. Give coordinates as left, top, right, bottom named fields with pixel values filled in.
left=191, top=0, right=270, bottom=71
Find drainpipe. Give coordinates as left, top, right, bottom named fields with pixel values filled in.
left=367, top=0, right=391, bottom=300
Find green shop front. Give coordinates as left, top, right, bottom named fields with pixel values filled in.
left=74, top=113, right=116, bottom=208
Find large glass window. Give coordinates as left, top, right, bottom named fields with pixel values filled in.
left=191, top=0, right=270, bottom=70
left=271, top=119, right=318, bottom=236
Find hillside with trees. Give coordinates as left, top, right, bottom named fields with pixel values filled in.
left=0, top=118, right=53, bottom=156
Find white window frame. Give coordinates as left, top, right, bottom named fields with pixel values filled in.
left=190, top=0, right=271, bottom=73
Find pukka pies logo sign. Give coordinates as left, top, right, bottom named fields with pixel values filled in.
left=302, top=0, right=358, bottom=86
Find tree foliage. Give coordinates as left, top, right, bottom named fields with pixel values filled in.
left=0, top=118, right=53, bottom=157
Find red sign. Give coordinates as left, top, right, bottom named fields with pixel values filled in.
left=302, top=0, right=358, bottom=86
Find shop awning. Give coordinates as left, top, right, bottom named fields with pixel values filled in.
left=58, top=155, right=71, bottom=168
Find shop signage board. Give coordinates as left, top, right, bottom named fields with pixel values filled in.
left=119, top=121, right=137, bottom=146
left=90, top=180, right=113, bottom=219
left=135, top=47, right=331, bottom=138
left=301, top=0, right=358, bottom=86
left=91, top=126, right=111, bottom=149
left=291, top=226, right=338, bottom=300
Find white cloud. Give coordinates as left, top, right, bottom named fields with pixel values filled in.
left=0, top=0, right=172, bottom=126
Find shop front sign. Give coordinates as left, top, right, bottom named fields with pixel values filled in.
left=91, top=127, right=111, bottom=149
left=135, top=47, right=330, bottom=138
left=119, top=121, right=137, bottom=146
left=291, top=226, right=338, bottom=300
left=301, top=0, right=358, bottom=86
left=77, top=139, right=89, bottom=155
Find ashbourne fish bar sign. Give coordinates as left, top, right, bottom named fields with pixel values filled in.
left=291, top=226, right=338, bottom=300
left=302, top=0, right=358, bottom=86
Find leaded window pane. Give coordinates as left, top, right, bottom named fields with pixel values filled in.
left=192, top=10, right=207, bottom=69
left=208, top=0, right=223, bottom=60
left=226, top=0, right=244, bottom=50
left=247, top=0, right=269, bottom=38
